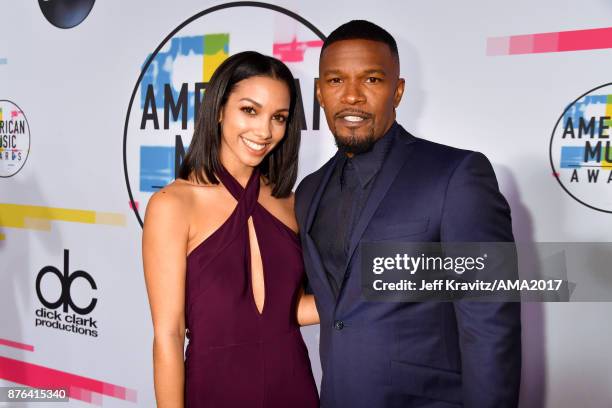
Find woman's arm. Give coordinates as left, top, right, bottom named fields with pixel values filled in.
left=142, top=190, right=189, bottom=408
left=274, top=192, right=319, bottom=326
left=297, top=286, right=319, bottom=326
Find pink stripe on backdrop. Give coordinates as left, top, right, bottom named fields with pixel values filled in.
left=485, top=36, right=509, bottom=56
left=533, top=32, right=559, bottom=53
left=0, top=338, right=34, bottom=352
left=487, top=26, right=612, bottom=55
left=273, top=37, right=324, bottom=62
left=0, top=356, right=137, bottom=404
left=508, top=34, right=535, bottom=54
left=70, top=386, right=103, bottom=406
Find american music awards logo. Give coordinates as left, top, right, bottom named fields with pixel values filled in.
left=550, top=83, right=612, bottom=213
left=123, top=2, right=327, bottom=227
left=0, top=100, right=30, bottom=178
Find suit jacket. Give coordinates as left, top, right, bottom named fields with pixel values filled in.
left=295, top=124, right=521, bottom=408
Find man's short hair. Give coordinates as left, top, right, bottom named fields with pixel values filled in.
left=321, top=20, right=399, bottom=60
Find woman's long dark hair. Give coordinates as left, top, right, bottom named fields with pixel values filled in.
left=178, top=51, right=302, bottom=198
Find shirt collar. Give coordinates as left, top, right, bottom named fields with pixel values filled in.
left=344, top=121, right=398, bottom=188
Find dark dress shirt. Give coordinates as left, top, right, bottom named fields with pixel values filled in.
left=310, top=122, right=398, bottom=297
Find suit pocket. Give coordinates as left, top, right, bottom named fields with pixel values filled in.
left=390, top=360, right=462, bottom=406
left=366, top=218, right=429, bottom=241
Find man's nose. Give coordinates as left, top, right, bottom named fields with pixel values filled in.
left=340, top=80, right=366, bottom=105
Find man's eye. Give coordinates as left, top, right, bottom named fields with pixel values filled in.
left=366, top=77, right=382, bottom=83
left=328, top=78, right=342, bottom=84
left=241, top=106, right=256, bottom=114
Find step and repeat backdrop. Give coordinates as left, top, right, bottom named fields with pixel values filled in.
left=1, top=1, right=611, bottom=407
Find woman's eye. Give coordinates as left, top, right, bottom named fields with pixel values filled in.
left=273, top=114, right=287, bottom=123
left=241, top=106, right=256, bottom=115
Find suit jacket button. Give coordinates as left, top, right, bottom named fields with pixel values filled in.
left=334, top=320, right=344, bottom=330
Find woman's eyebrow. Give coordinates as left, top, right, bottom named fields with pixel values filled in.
left=239, top=97, right=262, bottom=107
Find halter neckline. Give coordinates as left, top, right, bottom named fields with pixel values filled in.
left=217, top=165, right=260, bottom=201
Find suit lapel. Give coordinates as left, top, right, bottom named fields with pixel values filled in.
left=303, top=152, right=342, bottom=301
left=305, top=152, right=342, bottom=232
left=340, top=127, right=417, bottom=290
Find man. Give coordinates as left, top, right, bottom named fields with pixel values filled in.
left=295, top=20, right=521, bottom=408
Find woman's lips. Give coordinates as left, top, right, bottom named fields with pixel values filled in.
left=241, top=136, right=269, bottom=155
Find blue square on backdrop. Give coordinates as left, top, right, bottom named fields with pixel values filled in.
left=560, top=146, right=584, bottom=169
left=140, top=146, right=174, bottom=192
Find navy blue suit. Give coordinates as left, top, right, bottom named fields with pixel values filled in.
left=295, top=124, right=521, bottom=408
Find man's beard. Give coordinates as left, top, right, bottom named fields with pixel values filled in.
left=333, top=127, right=377, bottom=155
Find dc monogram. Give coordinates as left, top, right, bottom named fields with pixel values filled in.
left=36, top=249, right=98, bottom=315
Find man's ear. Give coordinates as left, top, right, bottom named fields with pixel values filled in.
left=315, top=78, right=324, bottom=108
left=394, top=78, right=405, bottom=108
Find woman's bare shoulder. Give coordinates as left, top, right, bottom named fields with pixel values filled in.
left=275, top=191, right=295, bottom=213
left=147, top=181, right=190, bottom=211
left=259, top=182, right=298, bottom=233
left=146, top=179, right=228, bottom=225
left=144, top=180, right=207, bottom=223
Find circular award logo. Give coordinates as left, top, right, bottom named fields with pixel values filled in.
left=0, top=100, right=30, bottom=178
left=123, top=2, right=327, bottom=226
left=550, top=83, right=612, bottom=214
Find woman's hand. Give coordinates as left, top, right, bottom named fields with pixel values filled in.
left=297, top=286, right=320, bottom=326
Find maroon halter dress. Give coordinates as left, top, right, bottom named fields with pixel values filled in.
left=184, top=166, right=319, bottom=408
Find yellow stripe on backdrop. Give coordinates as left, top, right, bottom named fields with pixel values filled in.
left=0, top=204, right=126, bottom=233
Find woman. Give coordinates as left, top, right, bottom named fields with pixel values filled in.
left=142, top=51, right=319, bottom=408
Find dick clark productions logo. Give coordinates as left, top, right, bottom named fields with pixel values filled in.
left=35, top=250, right=99, bottom=337
left=550, top=82, right=612, bottom=213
